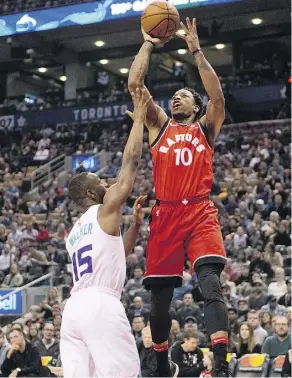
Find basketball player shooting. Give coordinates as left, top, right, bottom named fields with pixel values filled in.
left=60, top=88, right=151, bottom=378
left=128, top=18, right=229, bottom=378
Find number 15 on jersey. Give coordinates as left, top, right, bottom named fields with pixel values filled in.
left=72, top=244, right=93, bottom=282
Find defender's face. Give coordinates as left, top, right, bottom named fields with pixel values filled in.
left=87, top=173, right=108, bottom=202
left=171, top=89, right=195, bottom=118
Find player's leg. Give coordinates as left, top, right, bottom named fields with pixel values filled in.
left=144, top=205, right=184, bottom=377
left=84, top=294, right=140, bottom=378
left=187, top=201, right=229, bottom=377
left=195, top=263, right=229, bottom=376
left=60, top=328, right=91, bottom=377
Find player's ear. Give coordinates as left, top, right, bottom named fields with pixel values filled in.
left=86, top=188, right=96, bottom=200
left=193, top=105, right=199, bottom=114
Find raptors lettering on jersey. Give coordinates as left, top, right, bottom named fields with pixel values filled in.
left=151, top=119, right=213, bottom=201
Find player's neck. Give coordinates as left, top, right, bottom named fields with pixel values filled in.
left=173, top=115, right=195, bottom=125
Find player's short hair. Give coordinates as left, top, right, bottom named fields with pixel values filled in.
left=184, top=328, right=198, bottom=340
left=183, top=87, right=204, bottom=120
left=68, top=172, right=89, bottom=206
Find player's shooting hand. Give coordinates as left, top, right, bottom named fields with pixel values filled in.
left=131, top=88, right=152, bottom=121
left=176, top=17, right=200, bottom=52
left=142, top=27, right=173, bottom=46
left=133, top=195, right=147, bottom=225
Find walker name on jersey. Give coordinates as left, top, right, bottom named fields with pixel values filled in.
left=68, top=223, right=93, bottom=247
left=159, top=134, right=206, bottom=154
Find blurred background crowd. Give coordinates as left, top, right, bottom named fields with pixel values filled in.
left=0, top=0, right=290, bottom=376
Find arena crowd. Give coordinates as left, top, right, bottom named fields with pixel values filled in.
left=0, top=114, right=290, bottom=376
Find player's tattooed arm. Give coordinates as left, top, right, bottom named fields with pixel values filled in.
left=123, top=196, right=146, bottom=256
left=176, top=17, right=225, bottom=144
left=128, top=30, right=169, bottom=131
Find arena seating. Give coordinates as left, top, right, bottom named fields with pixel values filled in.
left=0, top=116, right=290, bottom=375
left=0, top=0, right=94, bottom=14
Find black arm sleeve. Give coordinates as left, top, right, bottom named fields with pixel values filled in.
left=18, top=345, right=41, bottom=376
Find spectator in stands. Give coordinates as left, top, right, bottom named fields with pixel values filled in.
left=0, top=329, right=10, bottom=373
left=279, top=280, right=291, bottom=307
left=248, top=279, right=268, bottom=310
left=237, top=298, right=250, bottom=322
left=22, top=222, right=38, bottom=241
left=0, top=243, right=13, bottom=274
left=138, top=326, right=156, bottom=377
left=1, top=263, right=23, bottom=288
left=232, top=322, right=261, bottom=358
left=274, top=223, right=291, bottom=246
left=75, top=161, right=86, bottom=174
left=262, top=316, right=291, bottom=358
left=131, top=316, right=145, bottom=343
left=30, top=200, right=47, bottom=214
left=176, top=293, right=202, bottom=326
left=46, top=242, right=66, bottom=265
left=33, top=145, right=50, bottom=163
left=27, top=324, right=40, bottom=343
left=170, top=320, right=181, bottom=345
left=36, top=225, right=50, bottom=243
left=268, top=267, right=288, bottom=299
left=228, top=308, right=240, bottom=336
left=1, top=328, right=42, bottom=377
left=124, top=265, right=145, bottom=298
left=260, top=311, right=274, bottom=336
left=247, top=310, right=268, bottom=345
left=128, top=296, right=150, bottom=324
left=40, top=287, right=61, bottom=321
left=34, top=322, right=60, bottom=367
left=7, top=223, right=23, bottom=247
left=171, top=328, right=208, bottom=377
left=261, top=295, right=287, bottom=316
left=249, top=249, right=274, bottom=279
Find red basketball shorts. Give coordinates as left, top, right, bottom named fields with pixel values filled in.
left=144, top=197, right=226, bottom=287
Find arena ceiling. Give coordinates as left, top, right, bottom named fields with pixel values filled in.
left=0, top=0, right=289, bottom=82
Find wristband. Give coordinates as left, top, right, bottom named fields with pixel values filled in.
left=192, top=48, right=202, bottom=55
left=145, top=40, right=155, bottom=47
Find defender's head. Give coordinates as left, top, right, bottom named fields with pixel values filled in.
left=171, top=87, right=203, bottom=121
left=68, top=172, right=108, bottom=209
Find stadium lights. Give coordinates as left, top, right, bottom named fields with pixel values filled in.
left=251, top=18, right=263, bottom=25
left=215, top=43, right=225, bottom=50
left=177, top=29, right=185, bottom=36
left=60, top=76, right=67, bottom=81
left=99, top=59, right=109, bottom=65
left=177, top=49, right=187, bottom=55
left=38, top=67, right=47, bottom=73
left=120, top=68, right=129, bottom=74
left=95, top=40, right=105, bottom=47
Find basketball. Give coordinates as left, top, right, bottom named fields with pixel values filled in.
left=141, top=1, right=180, bottom=39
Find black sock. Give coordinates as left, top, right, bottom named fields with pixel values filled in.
left=212, top=342, right=228, bottom=369
left=153, top=345, right=170, bottom=377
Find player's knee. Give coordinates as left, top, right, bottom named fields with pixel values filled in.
left=198, top=270, right=224, bottom=303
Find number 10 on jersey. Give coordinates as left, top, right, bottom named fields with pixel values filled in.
left=174, top=148, right=193, bottom=166
left=72, top=244, right=93, bottom=282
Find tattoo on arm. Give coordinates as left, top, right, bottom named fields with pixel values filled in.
left=129, top=43, right=154, bottom=84
left=195, top=52, right=212, bottom=71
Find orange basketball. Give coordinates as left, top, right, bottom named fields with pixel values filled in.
left=141, top=1, right=180, bottom=39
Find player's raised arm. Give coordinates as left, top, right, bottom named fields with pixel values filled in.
left=177, top=17, right=225, bottom=145
left=128, top=30, right=169, bottom=133
left=101, top=89, right=151, bottom=222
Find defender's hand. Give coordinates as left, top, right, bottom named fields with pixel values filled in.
left=131, top=88, right=152, bottom=121
left=176, top=17, right=200, bottom=52
left=133, top=195, right=147, bottom=225
left=142, top=27, right=173, bottom=47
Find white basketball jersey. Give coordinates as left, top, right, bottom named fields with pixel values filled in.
left=66, top=204, right=126, bottom=296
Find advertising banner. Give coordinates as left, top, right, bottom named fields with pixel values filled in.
left=0, top=290, right=22, bottom=316
left=0, top=0, right=242, bottom=37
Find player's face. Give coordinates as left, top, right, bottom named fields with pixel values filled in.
left=171, top=89, right=196, bottom=120
left=87, top=173, right=109, bottom=202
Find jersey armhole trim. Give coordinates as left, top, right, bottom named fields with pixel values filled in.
left=198, top=121, right=213, bottom=149
left=150, top=118, right=170, bottom=148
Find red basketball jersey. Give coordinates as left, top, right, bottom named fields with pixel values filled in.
left=150, top=118, right=214, bottom=201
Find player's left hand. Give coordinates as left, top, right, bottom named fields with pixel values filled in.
left=133, top=195, right=147, bottom=225
left=176, top=17, right=200, bottom=53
